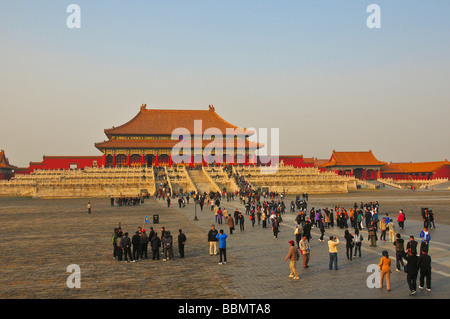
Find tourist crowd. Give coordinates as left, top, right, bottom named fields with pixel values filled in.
left=109, top=164, right=436, bottom=297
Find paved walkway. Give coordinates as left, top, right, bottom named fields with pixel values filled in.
left=0, top=194, right=448, bottom=300
left=167, top=195, right=450, bottom=299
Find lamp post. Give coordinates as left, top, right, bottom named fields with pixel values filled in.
left=194, top=197, right=199, bottom=221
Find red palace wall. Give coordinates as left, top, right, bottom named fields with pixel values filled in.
left=435, top=165, right=450, bottom=179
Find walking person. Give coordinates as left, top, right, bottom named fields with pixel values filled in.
left=239, top=213, right=245, bottom=232
left=272, top=218, right=279, bottom=239
left=378, top=251, right=391, bottom=291
left=398, top=209, right=406, bottom=230
left=318, top=219, right=325, bottom=242
left=250, top=211, right=256, bottom=227
left=353, top=229, right=363, bottom=258
left=284, top=240, right=300, bottom=280
left=87, top=202, right=91, bottom=215
left=428, top=210, right=435, bottom=229
left=406, top=236, right=418, bottom=256
left=393, top=233, right=406, bottom=272
left=328, top=236, right=339, bottom=270
left=233, top=209, right=240, bottom=227
left=294, top=224, right=302, bottom=248
left=178, top=229, right=187, bottom=258
left=217, top=208, right=223, bottom=225
left=388, top=219, right=396, bottom=243
left=419, top=227, right=431, bottom=254
left=380, top=218, right=387, bottom=242
left=344, top=230, right=354, bottom=261
left=302, top=219, right=312, bottom=242
left=299, top=236, right=310, bottom=268
left=208, top=224, right=218, bottom=256
left=417, top=250, right=432, bottom=292
left=404, top=248, right=419, bottom=295
left=216, top=229, right=228, bottom=265
left=422, top=209, right=430, bottom=229
left=227, top=214, right=235, bottom=235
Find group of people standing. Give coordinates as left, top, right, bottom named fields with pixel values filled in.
left=112, top=226, right=187, bottom=262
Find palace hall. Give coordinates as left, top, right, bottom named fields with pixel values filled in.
left=94, top=104, right=261, bottom=168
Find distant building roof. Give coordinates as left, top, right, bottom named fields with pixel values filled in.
left=381, top=161, right=450, bottom=174
left=323, top=150, right=386, bottom=168
left=0, top=150, right=17, bottom=170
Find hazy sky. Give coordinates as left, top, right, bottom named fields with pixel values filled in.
left=1, top=1, right=449, bottom=167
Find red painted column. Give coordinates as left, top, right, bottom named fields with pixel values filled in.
left=112, top=154, right=116, bottom=168
left=102, top=154, right=105, bottom=167
left=169, top=154, right=173, bottom=166
left=141, top=154, right=144, bottom=167
left=155, top=154, right=159, bottom=167
left=127, top=154, right=130, bottom=167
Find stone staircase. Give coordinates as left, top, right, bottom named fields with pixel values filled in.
left=203, top=166, right=239, bottom=193
left=186, top=169, right=219, bottom=194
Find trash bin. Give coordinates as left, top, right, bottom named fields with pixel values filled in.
left=153, top=214, right=159, bottom=224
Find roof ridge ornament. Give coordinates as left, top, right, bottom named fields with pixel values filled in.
left=140, top=103, right=147, bottom=111
left=208, top=104, right=215, bottom=112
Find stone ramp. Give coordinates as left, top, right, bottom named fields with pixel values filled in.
left=186, top=169, right=218, bottom=194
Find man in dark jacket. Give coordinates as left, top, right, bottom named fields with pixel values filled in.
left=406, top=236, right=418, bottom=256
left=178, top=229, right=187, bottom=258
left=162, top=231, right=173, bottom=261
left=148, top=227, right=155, bottom=242
left=404, top=249, right=419, bottom=295
left=121, top=232, right=134, bottom=262
left=140, top=230, right=149, bottom=259
left=132, top=231, right=141, bottom=261
left=417, top=250, right=432, bottom=291
left=302, top=219, right=312, bottom=242
left=234, top=209, right=240, bottom=226
left=393, top=233, right=406, bottom=272
left=208, top=225, right=219, bottom=256
left=150, top=232, right=161, bottom=260
left=368, top=221, right=377, bottom=247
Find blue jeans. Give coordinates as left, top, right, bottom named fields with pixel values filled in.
left=329, top=252, right=338, bottom=270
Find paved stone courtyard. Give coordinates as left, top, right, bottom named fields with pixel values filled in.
left=0, top=190, right=449, bottom=300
